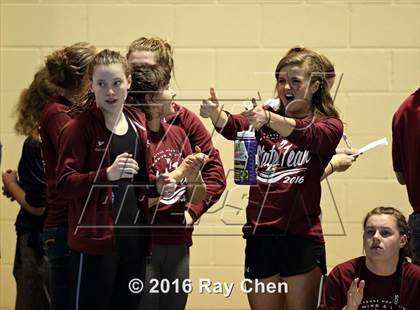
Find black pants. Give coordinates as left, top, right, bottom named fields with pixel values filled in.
left=43, top=226, right=71, bottom=310
left=70, top=234, right=147, bottom=310
left=409, top=212, right=420, bottom=265
left=14, top=232, right=50, bottom=310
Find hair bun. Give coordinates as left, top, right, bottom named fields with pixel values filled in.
left=46, top=49, right=81, bottom=89
left=45, top=50, right=69, bottom=86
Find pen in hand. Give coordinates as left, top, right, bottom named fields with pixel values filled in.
left=342, top=133, right=352, bottom=149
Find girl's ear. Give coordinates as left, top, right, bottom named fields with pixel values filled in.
left=89, top=80, right=93, bottom=93
left=400, top=234, right=408, bottom=248
left=145, top=93, right=152, bottom=104
left=127, top=75, right=132, bottom=89
left=310, top=80, right=320, bottom=95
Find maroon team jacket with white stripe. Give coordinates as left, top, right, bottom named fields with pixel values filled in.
left=216, top=108, right=343, bottom=243
left=147, top=124, right=193, bottom=245
left=163, top=103, right=226, bottom=219
left=162, top=103, right=227, bottom=246
left=56, top=104, right=150, bottom=255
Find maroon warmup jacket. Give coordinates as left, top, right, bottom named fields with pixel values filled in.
left=39, top=98, right=72, bottom=228
left=56, top=104, right=150, bottom=255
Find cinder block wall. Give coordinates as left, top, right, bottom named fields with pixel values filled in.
left=0, top=1, right=419, bottom=309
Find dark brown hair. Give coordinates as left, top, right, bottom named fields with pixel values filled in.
left=46, top=42, right=96, bottom=91
left=127, top=63, right=171, bottom=121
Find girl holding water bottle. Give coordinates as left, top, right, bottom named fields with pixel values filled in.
left=200, top=48, right=343, bottom=310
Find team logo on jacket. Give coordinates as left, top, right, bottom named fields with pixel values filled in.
left=159, top=185, right=187, bottom=205
left=258, top=167, right=307, bottom=184
left=153, top=149, right=187, bottom=205
left=257, top=140, right=310, bottom=184
left=95, top=140, right=106, bottom=152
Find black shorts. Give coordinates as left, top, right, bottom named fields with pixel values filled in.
left=244, top=228, right=327, bottom=279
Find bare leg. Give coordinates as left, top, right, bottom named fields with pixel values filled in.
left=246, top=274, right=286, bottom=310
left=282, top=267, right=323, bottom=310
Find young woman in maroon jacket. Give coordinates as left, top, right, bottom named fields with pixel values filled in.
left=127, top=37, right=226, bottom=230
left=392, top=89, right=420, bottom=265
left=56, top=49, right=150, bottom=310
left=201, top=49, right=343, bottom=309
left=128, top=63, right=207, bottom=310
left=320, top=207, right=420, bottom=310
left=13, top=42, right=96, bottom=310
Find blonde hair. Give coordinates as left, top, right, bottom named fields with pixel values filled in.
left=127, top=37, right=174, bottom=74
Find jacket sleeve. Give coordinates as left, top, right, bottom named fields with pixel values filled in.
left=19, top=140, right=46, bottom=209
left=147, top=174, right=160, bottom=198
left=56, top=120, right=110, bottom=199
left=145, top=139, right=159, bottom=198
left=215, top=111, right=250, bottom=141
left=318, top=266, right=347, bottom=310
left=287, top=117, right=343, bottom=155
left=391, top=113, right=402, bottom=172
left=180, top=108, right=227, bottom=220
left=43, top=110, right=71, bottom=152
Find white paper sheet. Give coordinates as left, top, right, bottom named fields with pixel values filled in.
left=352, top=137, right=388, bottom=157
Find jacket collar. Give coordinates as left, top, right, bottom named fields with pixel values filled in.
left=89, top=103, right=146, bottom=132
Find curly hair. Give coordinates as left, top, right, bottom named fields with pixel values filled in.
left=14, top=67, right=60, bottom=140
left=14, top=42, right=96, bottom=140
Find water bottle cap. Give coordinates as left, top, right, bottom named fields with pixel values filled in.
left=237, top=130, right=255, bottom=138
left=264, top=98, right=280, bottom=111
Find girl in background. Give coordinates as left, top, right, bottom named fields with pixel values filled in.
left=2, top=69, right=51, bottom=309
left=320, top=207, right=420, bottom=310
left=2, top=138, right=49, bottom=310
left=201, top=48, right=343, bottom=309
left=13, top=42, right=96, bottom=310
left=127, top=37, right=226, bottom=230
left=128, top=63, right=207, bottom=310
